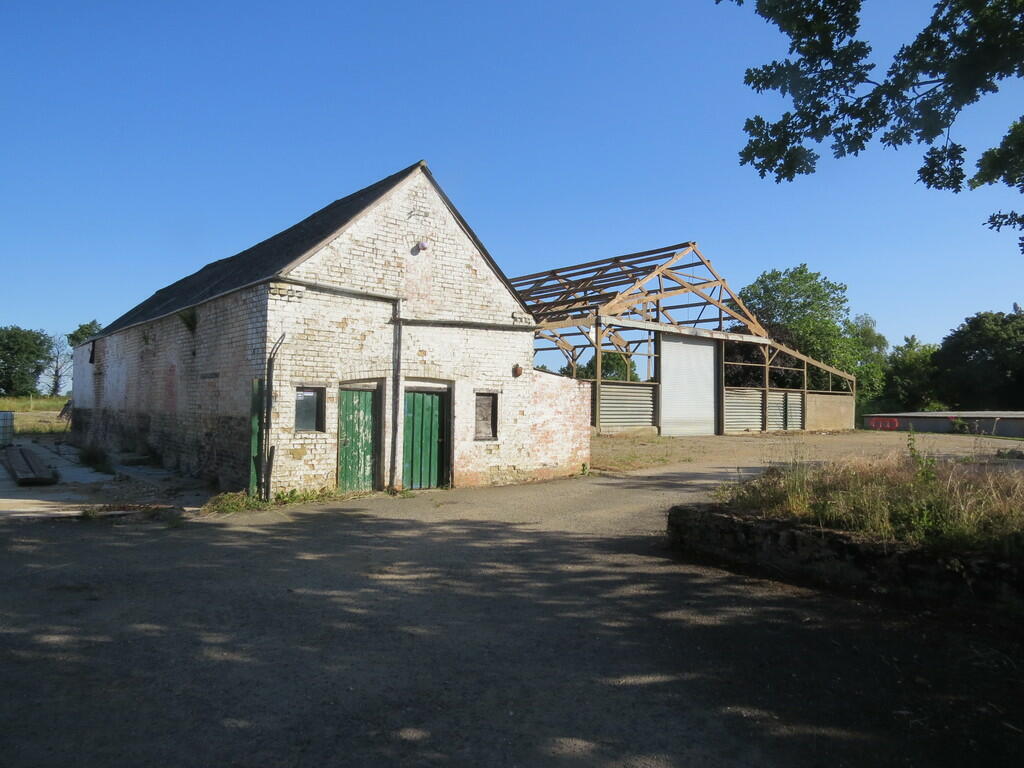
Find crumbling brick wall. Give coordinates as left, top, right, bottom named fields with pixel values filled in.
left=71, top=286, right=268, bottom=489
left=70, top=167, right=591, bottom=496
left=264, top=168, right=590, bottom=492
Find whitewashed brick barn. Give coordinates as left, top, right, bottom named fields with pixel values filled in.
left=71, top=162, right=591, bottom=495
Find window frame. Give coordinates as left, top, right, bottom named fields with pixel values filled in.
left=294, top=386, right=327, bottom=433
left=474, top=391, right=498, bottom=441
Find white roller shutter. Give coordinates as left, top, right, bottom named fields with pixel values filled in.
left=659, top=334, right=716, bottom=435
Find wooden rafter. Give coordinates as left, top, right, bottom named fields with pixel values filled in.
left=514, top=242, right=855, bottom=390
left=510, top=242, right=765, bottom=337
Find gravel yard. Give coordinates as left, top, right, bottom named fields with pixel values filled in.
left=2, top=431, right=1021, bottom=767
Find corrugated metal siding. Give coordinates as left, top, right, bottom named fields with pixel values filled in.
left=598, top=383, right=655, bottom=432
left=767, top=391, right=804, bottom=430
left=659, top=335, right=716, bottom=436
left=725, top=388, right=762, bottom=432
left=787, top=392, right=804, bottom=430
left=766, top=392, right=785, bottom=430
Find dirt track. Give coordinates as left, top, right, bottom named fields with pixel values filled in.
left=1, top=432, right=1021, bottom=766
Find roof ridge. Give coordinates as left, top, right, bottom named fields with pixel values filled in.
left=93, top=161, right=424, bottom=340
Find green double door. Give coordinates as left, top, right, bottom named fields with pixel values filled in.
left=403, top=390, right=448, bottom=489
left=337, top=388, right=378, bottom=491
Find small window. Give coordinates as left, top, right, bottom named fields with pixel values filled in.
left=295, top=387, right=326, bottom=432
left=475, top=392, right=497, bottom=440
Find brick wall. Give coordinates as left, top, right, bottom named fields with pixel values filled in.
left=71, top=286, right=268, bottom=488
left=70, top=167, right=591, bottom=495
left=265, top=168, right=590, bottom=492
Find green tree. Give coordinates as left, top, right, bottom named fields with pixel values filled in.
left=842, top=313, right=887, bottom=404
left=560, top=351, right=639, bottom=380
left=738, top=264, right=886, bottom=403
left=67, top=320, right=103, bottom=348
left=880, top=335, right=943, bottom=411
left=720, top=0, right=1024, bottom=252
left=0, top=326, right=52, bottom=396
left=933, top=307, right=1024, bottom=408
left=738, top=263, right=850, bottom=362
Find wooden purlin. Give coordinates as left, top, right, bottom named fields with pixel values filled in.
left=690, top=245, right=766, bottom=336
left=598, top=247, right=693, bottom=316
left=511, top=242, right=766, bottom=338
left=509, top=244, right=706, bottom=323
left=517, top=243, right=853, bottom=391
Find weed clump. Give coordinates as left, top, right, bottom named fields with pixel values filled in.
left=718, top=432, right=1024, bottom=559
left=202, top=486, right=371, bottom=514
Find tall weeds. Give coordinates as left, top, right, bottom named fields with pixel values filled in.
left=720, top=433, right=1024, bottom=559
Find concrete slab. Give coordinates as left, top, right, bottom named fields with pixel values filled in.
left=0, top=436, right=211, bottom=518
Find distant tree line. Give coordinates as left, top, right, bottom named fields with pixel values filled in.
left=556, top=261, right=1023, bottom=415
left=0, top=320, right=103, bottom=397
left=737, top=265, right=1024, bottom=413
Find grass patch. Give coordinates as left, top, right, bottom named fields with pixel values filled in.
left=591, top=431, right=693, bottom=472
left=13, top=411, right=68, bottom=435
left=202, top=487, right=373, bottom=514
left=0, top=396, right=68, bottom=412
left=718, top=433, right=1024, bottom=559
left=79, top=444, right=114, bottom=474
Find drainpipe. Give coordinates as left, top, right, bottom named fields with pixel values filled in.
left=261, top=333, right=286, bottom=501
left=388, top=299, right=403, bottom=491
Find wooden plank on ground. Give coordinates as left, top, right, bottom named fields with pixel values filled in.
left=3, top=446, right=58, bottom=485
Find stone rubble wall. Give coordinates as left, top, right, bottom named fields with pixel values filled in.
left=667, top=504, right=1024, bottom=613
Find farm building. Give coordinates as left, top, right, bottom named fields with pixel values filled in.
left=864, top=412, right=1024, bottom=438
left=511, top=245, right=856, bottom=434
left=71, top=161, right=591, bottom=495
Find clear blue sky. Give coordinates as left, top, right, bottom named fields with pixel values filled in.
left=2, top=0, right=1021, bottom=346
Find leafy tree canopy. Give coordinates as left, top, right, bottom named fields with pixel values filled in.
left=68, top=320, right=103, bottom=348
left=738, top=263, right=850, bottom=362
left=842, top=313, right=887, bottom=402
left=720, top=0, right=1024, bottom=252
left=560, top=351, right=639, bottom=381
left=738, top=264, right=886, bottom=401
left=933, top=307, right=1024, bottom=408
left=0, top=326, right=52, bottom=396
left=877, top=335, right=944, bottom=411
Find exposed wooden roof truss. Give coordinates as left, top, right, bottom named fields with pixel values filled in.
left=511, top=242, right=854, bottom=389
left=509, top=242, right=766, bottom=336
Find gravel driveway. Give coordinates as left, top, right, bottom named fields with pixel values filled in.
left=1, top=432, right=1020, bottom=766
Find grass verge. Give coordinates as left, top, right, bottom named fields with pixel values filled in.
left=717, top=433, right=1024, bottom=560
left=0, top=396, right=68, bottom=412
left=14, top=411, right=68, bottom=435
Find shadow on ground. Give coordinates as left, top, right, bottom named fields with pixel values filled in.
left=1, top=507, right=1021, bottom=767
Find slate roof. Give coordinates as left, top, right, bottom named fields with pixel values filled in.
left=98, top=161, right=434, bottom=339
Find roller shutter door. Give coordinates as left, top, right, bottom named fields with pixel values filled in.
left=659, top=335, right=716, bottom=436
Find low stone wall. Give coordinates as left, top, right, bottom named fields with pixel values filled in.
left=667, top=504, right=1024, bottom=613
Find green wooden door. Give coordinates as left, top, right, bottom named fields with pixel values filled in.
left=403, top=391, right=447, bottom=489
left=337, top=389, right=378, bottom=491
